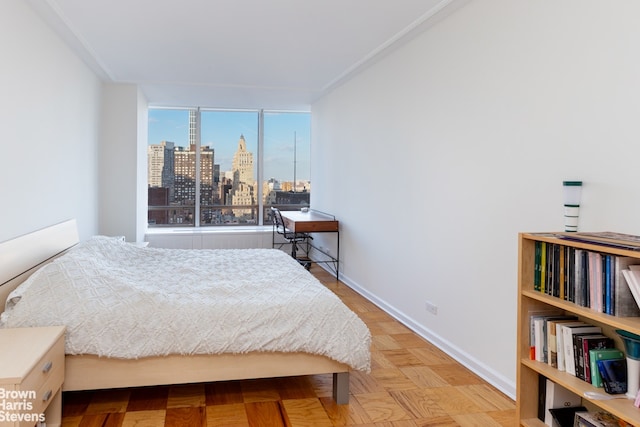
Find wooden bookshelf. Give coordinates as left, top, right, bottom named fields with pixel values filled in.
left=516, top=232, right=640, bottom=426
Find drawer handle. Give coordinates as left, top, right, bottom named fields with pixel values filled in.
left=42, top=361, right=53, bottom=373
left=42, top=390, right=52, bottom=402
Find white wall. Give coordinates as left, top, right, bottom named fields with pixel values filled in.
left=99, top=84, right=148, bottom=242
left=0, top=0, right=101, bottom=243
left=136, top=92, right=149, bottom=243
left=312, top=0, right=640, bottom=398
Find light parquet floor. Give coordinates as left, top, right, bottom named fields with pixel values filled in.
left=61, top=266, right=515, bottom=427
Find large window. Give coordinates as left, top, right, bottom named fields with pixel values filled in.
left=147, top=109, right=310, bottom=227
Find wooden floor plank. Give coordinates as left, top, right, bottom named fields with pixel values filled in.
left=389, top=388, right=448, bottom=419
left=121, top=410, right=166, bottom=427
left=205, top=403, right=249, bottom=427
left=205, top=381, right=245, bottom=406
left=281, top=398, right=333, bottom=427
left=353, top=391, right=412, bottom=423
left=245, top=401, right=286, bottom=427
left=127, top=386, right=169, bottom=412
left=165, top=406, right=206, bottom=427
left=84, top=389, right=130, bottom=415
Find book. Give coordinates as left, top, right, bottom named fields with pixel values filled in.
left=556, top=232, right=640, bottom=251
left=574, top=411, right=629, bottom=427
left=559, top=245, right=566, bottom=300
left=566, top=246, right=575, bottom=302
left=589, top=348, right=624, bottom=388
left=543, top=379, right=582, bottom=426
left=552, top=243, right=560, bottom=296
left=574, top=250, right=590, bottom=307
left=628, top=265, right=640, bottom=286
left=534, top=317, right=549, bottom=362
left=574, top=334, right=613, bottom=383
left=573, top=249, right=583, bottom=306
left=535, top=315, right=578, bottom=364
left=529, top=310, right=563, bottom=360
left=613, top=258, right=640, bottom=317
left=546, top=242, right=555, bottom=295
left=541, top=242, right=547, bottom=294
left=535, top=241, right=542, bottom=292
left=582, top=250, right=591, bottom=307
left=576, top=232, right=640, bottom=244
left=538, top=374, right=546, bottom=422
left=555, top=321, right=588, bottom=372
left=562, top=324, right=601, bottom=376
left=604, top=255, right=612, bottom=315
left=547, top=316, right=578, bottom=368
left=587, top=252, right=602, bottom=313
left=621, top=269, right=640, bottom=312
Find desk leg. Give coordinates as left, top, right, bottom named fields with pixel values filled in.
left=336, top=230, right=339, bottom=281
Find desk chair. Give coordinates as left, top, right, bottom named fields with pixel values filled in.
left=271, top=207, right=312, bottom=268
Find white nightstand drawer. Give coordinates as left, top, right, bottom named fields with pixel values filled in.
left=29, top=362, right=64, bottom=416
left=0, top=326, right=65, bottom=427
left=19, top=333, right=64, bottom=394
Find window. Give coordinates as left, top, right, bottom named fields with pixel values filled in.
left=147, top=109, right=311, bottom=227
left=200, top=110, right=258, bottom=225
left=263, top=111, right=311, bottom=221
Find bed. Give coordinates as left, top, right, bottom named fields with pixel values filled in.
left=0, top=219, right=371, bottom=404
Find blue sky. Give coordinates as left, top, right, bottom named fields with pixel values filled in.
left=148, top=109, right=311, bottom=182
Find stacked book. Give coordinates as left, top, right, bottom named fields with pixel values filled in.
left=574, top=410, right=633, bottom=427
left=529, top=313, right=623, bottom=387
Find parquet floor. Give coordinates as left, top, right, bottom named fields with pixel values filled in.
left=60, top=266, right=515, bottom=427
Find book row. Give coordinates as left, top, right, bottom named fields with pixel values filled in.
left=538, top=377, right=631, bottom=426
left=530, top=313, right=624, bottom=387
left=533, top=241, right=640, bottom=317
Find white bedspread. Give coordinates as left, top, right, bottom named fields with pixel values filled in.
left=0, top=237, right=370, bottom=372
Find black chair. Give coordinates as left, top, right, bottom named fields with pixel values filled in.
left=271, top=207, right=312, bottom=266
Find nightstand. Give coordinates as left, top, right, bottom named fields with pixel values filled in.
left=0, top=326, right=65, bottom=427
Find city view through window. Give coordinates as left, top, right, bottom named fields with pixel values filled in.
left=148, top=109, right=311, bottom=226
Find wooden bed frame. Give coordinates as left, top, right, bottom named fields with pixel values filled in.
left=0, top=219, right=350, bottom=404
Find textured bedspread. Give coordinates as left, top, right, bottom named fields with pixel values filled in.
left=0, top=237, right=370, bottom=372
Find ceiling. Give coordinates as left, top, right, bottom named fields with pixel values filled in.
left=27, top=0, right=466, bottom=110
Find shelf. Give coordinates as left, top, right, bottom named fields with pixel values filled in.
left=517, top=232, right=640, bottom=426
left=521, top=358, right=640, bottom=424
left=521, top=418, right=546, bottom=427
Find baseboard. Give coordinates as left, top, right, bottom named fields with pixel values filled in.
left=328, top=267, right=516, bottom=400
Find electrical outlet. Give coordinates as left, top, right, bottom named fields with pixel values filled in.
left=425, top=301, right=438, bottom=315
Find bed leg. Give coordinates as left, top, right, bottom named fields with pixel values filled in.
left=332, top=372, right=349, bottom=404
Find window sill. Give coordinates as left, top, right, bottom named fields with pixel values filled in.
left=145, top=225, right=273, bottom=235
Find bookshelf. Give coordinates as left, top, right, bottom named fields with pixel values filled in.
left=517, top=232, right=640, bottom=426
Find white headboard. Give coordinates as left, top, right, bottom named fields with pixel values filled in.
left=0, top=219, right=79, bottom=310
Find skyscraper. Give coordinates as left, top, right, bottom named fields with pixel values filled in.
left=147, top=111, right=220, bottom=225
left=232, top=134, right=254, bottom=185
left=174, top=143, right=215, bottom=205
left=147, top=140, right=175, bottom=189
left=229, top=135, right=255, bottom=221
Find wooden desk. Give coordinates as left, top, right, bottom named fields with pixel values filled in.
left=277, top=210, right=340, bottom=279
left=280, top=210, right=338, bottom=233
